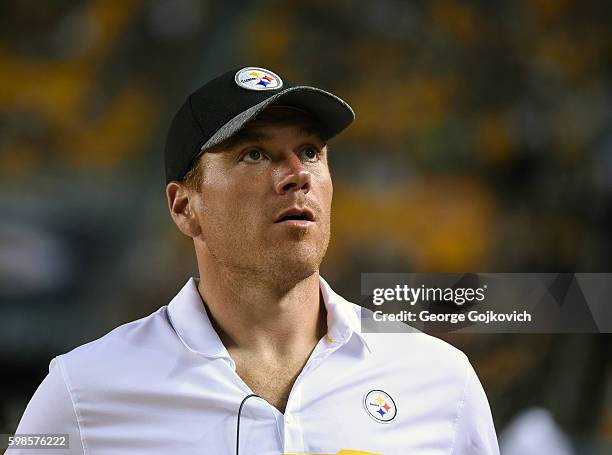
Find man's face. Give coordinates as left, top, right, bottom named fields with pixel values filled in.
left=189, top=113, right=333, bottom=283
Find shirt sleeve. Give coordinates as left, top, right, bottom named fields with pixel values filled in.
left=6, top=356, right=85, bottom=455
left=452, top=359, right=500, bottom=455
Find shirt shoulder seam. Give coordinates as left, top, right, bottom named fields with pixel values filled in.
left=55, top=355, right=89, bottom=455
left=449, top=353, right=471, bottom=455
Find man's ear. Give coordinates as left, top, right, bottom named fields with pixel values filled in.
left=166, top=182, right=202, bottom=238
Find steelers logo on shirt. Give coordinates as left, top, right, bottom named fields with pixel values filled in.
left=363, top=389, right=397, bottom=423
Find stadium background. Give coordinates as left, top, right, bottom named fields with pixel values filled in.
left=0, top=0, right=611, bottom=453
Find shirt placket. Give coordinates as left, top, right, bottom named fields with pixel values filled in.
left=279, top=333, right=351, bottom=455
left=221, top=356, right=284, bottom=455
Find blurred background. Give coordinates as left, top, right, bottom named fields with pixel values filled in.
left=1, top=0, right=611, bottom=453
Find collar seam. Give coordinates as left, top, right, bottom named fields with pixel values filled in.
left=166, top=301, right=231, bottom=360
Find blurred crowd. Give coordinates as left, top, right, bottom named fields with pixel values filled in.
left=1, top=0, right=611, bottom=453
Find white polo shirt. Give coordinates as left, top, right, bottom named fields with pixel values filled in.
left=9, top=277, right=499, bottom=455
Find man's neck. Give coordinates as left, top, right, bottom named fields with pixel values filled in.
left=196, top=263, right=327, bottom=361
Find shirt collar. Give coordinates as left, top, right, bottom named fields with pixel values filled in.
left=166, top=276, right=372, bottom=359
left=318, top=276, right=372, bottom=354
left=166, top=277, right=230, bottom=359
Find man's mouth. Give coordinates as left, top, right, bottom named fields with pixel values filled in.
left=274, top=207, right=316, bottom=224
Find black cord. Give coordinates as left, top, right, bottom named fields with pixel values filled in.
left=236, top=393, right=261, bottom=455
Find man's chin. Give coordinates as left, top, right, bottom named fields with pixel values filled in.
left=273, top=256, right=320, bottom=280
left=263, top=247, right=325, bottom=283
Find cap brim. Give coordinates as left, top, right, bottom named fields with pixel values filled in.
left=200, top=86, right=355, bottom=152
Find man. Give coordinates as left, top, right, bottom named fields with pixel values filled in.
left=9, top=67, right=500, bottom=454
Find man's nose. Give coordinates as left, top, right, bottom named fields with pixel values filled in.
left=274, top=155, right=312, bottom=195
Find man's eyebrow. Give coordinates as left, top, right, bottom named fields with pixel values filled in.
left=226, top=125, right=324, bottom=148
left=228, top=130, right=272, bottom=146
left=297, top=125, right=323, bottom=138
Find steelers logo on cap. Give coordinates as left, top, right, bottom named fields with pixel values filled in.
left=235, top=67, right=283, bottom=91
left=363, top=389, right=397, bottom=423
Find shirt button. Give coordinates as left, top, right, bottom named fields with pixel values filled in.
left=285, top=414, right=294, bottom=424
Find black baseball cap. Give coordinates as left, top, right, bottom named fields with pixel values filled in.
left=164, top=66, right=355, bottom=184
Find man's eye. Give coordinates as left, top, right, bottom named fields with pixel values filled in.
left=242, top=149, right=264, bottom=162
left=301, top=146, right=320, bottom=161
